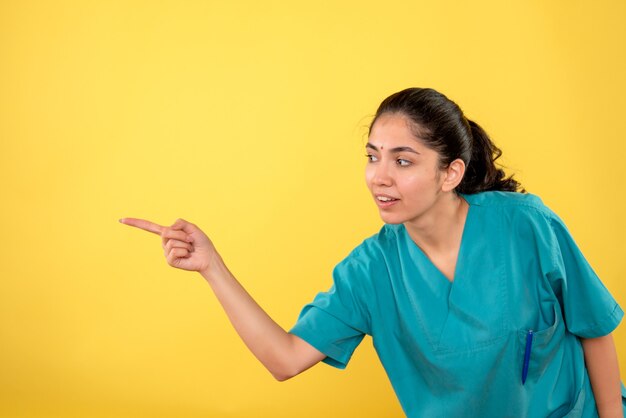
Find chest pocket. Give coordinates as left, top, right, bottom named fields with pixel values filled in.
left=516, top=303, right=565, bottom=384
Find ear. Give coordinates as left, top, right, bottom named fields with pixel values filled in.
left=441, top=158, right=466, bottom=192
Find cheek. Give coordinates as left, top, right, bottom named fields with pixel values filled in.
left=397, top=173, right=423, bottom=192
left=396, top=170, right=438, bottom=197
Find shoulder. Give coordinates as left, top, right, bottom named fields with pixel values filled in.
left=463, top=191, right=567, bottom=243
left=463, top=191, right=559, bottom=221
left=333, top=224, right=403, bottom=282
left=462, top=190, right=545, bottom=210
left=344, top=224, right=402, bottom=261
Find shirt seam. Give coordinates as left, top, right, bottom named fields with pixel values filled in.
left=573, top=302, right=623, bottom=337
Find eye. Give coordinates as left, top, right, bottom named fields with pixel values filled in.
left=397, top=158, right=411, bottom=167
left=365, top=154, right=378, bottom=162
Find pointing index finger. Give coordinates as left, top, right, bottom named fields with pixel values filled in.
left=119, top=218, right=164, bottom=235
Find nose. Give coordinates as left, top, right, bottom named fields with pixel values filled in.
left=371, top=161, right=393, bottom=187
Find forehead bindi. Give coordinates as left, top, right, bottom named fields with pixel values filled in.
left=368, top=120, right=424, bottom=153
left=366, top=141, right=421, bottom=155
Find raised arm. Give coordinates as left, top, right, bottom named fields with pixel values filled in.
left=581, top=333, right=623, bottom=417
left=119, top=217, right=326, bottom=380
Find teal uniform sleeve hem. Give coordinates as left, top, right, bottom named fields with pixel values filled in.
left=573, top=303, right=624, bottom=339
left=289, top=302, right=366, bottom=370
left=289, top=327, right=351, bottom=370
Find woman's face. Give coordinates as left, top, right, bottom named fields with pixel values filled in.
left=365, top=113, right=447, bottom=226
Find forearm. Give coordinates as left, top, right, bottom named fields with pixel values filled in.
left=582, top=334, right=623, bottom=417
left=200, top=257, right=322, bottom=380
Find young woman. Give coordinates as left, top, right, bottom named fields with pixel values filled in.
left=120, top=88, right=624, bottom=417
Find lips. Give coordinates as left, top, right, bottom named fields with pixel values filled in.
left=374, top=194, right=399, bottom=208
left=375, top=193, right=399, bottom=201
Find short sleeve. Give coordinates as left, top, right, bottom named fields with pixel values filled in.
left=546, top=213, right=623, bottom=338
left=289, top=254, right=372, bottom=369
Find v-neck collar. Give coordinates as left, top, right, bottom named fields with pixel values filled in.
left=401, top=194, right=473, bottom=286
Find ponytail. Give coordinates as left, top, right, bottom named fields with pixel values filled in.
left=457, top=119, right=523, bottom=194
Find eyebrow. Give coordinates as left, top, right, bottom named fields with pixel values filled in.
left=366, top=143, right=421, bottom=155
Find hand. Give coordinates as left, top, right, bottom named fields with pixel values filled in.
left=119, top=217, right=219, bottom=275
left=121, top=218, right=325, bottom=381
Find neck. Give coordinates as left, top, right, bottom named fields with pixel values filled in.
left=404, top=192, right=469, bottom=253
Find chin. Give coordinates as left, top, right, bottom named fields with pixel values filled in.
left=378, top=212, right=407, bottom=225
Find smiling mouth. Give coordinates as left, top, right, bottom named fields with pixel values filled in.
left=376, top=196, right=398, bottom=202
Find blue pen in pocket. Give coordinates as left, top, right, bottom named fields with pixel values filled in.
left=522, top=330, right=533, bottom=385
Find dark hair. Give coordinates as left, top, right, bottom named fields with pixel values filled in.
left=369, top=87, right=524, bottom=194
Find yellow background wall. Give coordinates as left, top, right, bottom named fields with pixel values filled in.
left=1, top=1, right=625, bottom=417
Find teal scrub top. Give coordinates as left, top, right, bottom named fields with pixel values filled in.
left=290, top=191, right=624, bottom=417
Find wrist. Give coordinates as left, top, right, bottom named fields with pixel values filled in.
left=199, top=255, right=230, bottom=283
